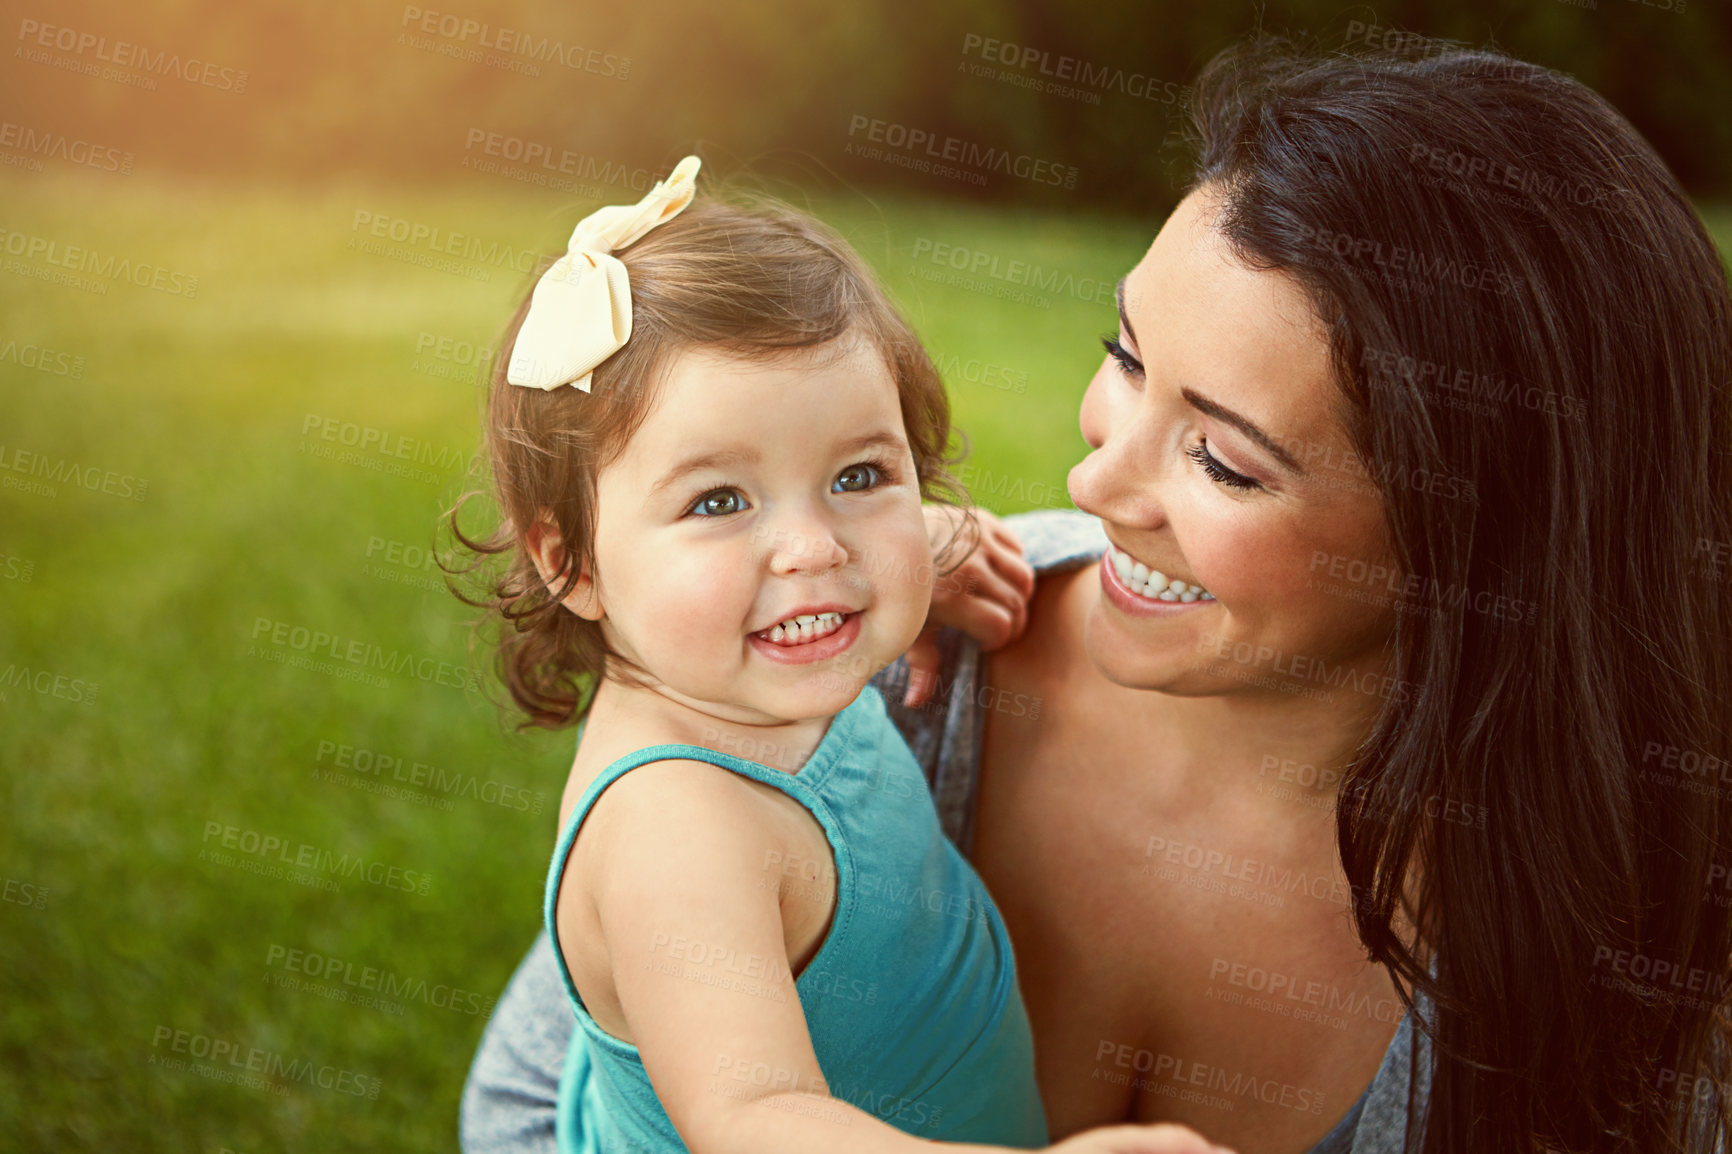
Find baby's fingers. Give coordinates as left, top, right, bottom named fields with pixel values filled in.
left=938, top=577, right=1023, bottom=651
left=945, top=556, right=1028, bottom=646
left=983, top=518, right=1035, bottom=600
left=902, top=627, right=943, bottom=708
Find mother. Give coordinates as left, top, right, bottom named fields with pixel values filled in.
left=461, top=39, right=1732, bottom=1154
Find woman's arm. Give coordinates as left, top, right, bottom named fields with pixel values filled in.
left=459, top=934, right=566, bottom=1154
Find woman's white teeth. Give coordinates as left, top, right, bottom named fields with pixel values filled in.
left=764, top=612, right=846, bottom=645
left=1110, top=544, right=1213, bottom=601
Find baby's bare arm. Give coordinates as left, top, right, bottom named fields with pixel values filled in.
left=571, top=758, right=1231, bottom=1154
left=570, top=758, right=933, bottom=1152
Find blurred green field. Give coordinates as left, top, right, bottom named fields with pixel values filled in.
left=5, top=169, right=1729, bottom=1152
left=0, top=169, right=1149, bottom=1151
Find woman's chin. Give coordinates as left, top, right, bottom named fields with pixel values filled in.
left=1081, top=598, right=1228, bottom=694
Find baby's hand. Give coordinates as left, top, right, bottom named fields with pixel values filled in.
left=902, top=505, right=1036, bottom=708
left=1042, top=1122, right=1236, bottom=1154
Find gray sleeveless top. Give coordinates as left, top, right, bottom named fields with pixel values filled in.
left=457, top=506, right=1430, bottom=1154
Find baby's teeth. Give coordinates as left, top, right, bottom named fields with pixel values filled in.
left=1168, top=581, right=1188, bottom=595
left=1179, top=592, right=1197, bottom=603
left=1130, top=561, right=1149, bottom=584
left=1112, top=550, right=1133, bottom=580
left=1158, top=590, right=1178, bottom=602
left=1200, top=592, right=1214, bottom=600
left=1146, top=570, right=1168, bottom=594
left=762, top=611, right=849, bottom=644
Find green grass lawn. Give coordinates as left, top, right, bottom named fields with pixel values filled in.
left=4, top=169, right=1728, bottom=1151
left=0, top=169, right=1145, bottom=1152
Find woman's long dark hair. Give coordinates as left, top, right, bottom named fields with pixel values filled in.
left=1188, top=38, right=1732, bottom=1153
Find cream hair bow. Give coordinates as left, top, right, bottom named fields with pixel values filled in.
left=506, top=155, right=702, bottom=392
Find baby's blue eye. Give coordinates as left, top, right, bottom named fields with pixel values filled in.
left=689, top=489, right=747, bottom=517
left=833, top=464, right=880, bottom=493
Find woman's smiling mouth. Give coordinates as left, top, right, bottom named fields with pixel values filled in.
left=1104, top=541, right=1214, bottom=602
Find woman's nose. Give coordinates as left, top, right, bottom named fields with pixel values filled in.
left=1069, top=361, right=1166, bottom=530
left=1078, top=355, right=1113, bottom=451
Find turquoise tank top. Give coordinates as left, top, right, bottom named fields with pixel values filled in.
left=544, top=683, right=1049, bottom=1153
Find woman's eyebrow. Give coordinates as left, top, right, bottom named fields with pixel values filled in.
left=1182, top=388, right=1304, bottom=474
left=1115, top=278, right=1139, bottom=350
left=1119, top=275, right=1304, bottom=475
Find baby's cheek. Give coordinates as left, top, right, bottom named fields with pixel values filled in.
left=871, top=536, right=936, bottom=644
left=636, top=563, right=745, bottom=643
left=898, top=525, right=941, bottom=611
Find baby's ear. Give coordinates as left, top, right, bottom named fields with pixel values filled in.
left=524, top=518, right=603, bottom=621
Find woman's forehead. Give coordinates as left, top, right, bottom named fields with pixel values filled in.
left=1121, top=190, right=1343, bottom=457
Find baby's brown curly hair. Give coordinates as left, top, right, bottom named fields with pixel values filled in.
left=445, top=194, right=974, bottom=730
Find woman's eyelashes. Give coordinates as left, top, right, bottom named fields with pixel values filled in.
left=1102, top=334, right=1143, bottom=379
left=683, top=458, right=898, bottom=517
left=1186, top=440, right=1262, bottom=491
left=1098, top=332, right=1262, bottom=493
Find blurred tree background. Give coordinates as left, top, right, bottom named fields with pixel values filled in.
left=5, top=2, right=1730, bottom=1148
left=5, top=0, right=1729, bottom=209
